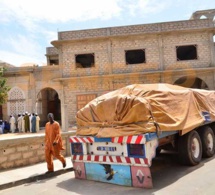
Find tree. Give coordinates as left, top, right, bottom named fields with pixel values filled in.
left=0, top=67, right=10, bottom=105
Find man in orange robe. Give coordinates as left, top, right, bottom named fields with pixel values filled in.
left=45, top=113, right=66, bottom=173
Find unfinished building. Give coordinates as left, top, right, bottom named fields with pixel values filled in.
left=1, top=9, right=215, bottom=129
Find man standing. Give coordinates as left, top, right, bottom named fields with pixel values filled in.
left=9, top=115, right=16, bottom=133
left=24, top=112, right=30, bottom=132
left=21, top=113, right=25, bottom=132
left=35, top=113, right=40, bottom=132
left=29, top=113, right=32, bottom=132
left=31, top=113, right=36, bottom=133
left=17, top=114, right=22, bottom=132
left=45, top=113, right=66, bottom=173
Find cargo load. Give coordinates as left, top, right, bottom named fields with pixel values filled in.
left=76, top=83, right=215, bottom=137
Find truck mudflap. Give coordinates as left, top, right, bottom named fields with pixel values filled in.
left=70, top=133, right=158, bottom=188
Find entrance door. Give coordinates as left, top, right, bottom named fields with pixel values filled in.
left=77, top=94, right=97, bottom=110
left=37, top=88, right=61, bottom=126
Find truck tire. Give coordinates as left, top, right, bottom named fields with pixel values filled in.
left=198, top=126, right=215, bottom=158
left=178, top=130, right=202, bottom=166
left=210, top=123, right=215, bottom=135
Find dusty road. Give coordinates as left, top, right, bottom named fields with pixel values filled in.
left=0, top=151, right=214, bottom=195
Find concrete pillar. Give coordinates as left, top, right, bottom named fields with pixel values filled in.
left=107, top=28, right=113, bottom=75
left=209, top=33, right=215, bottom=67
left=60, top=83, right=68, bottom=132
left=158, top=35, right=164, bottom=71
left=158, top=35, right=164, bottom=83
left=61, top=104, right=68, bottom=132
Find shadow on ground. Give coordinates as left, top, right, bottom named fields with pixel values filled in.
left=55, top=151, right=215, bottom=195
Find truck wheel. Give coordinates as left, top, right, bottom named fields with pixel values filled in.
left=178, top=130, right=202, bottom=166
left=198, top=126, right=215, bottom=158
left=210, top=123, right=215, bottom=135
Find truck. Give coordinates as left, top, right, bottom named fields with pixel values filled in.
left=69, top=83, right=215, bottom=188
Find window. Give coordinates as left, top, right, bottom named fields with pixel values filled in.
left=49, top=59, right=59, bottom=65
left=8, top=87, right=25, bottom=116
left=176, top=45, right=197, bottom=61
left=48, top=54, right=59, bottom=65
left=125, top=49, right=146, bottom=65
left=75, top=53, right=95, bottom=68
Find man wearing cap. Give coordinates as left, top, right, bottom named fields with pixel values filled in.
left=35, top=113, right=40, bottom=132
left=24, top=112, right=30, bottom=132
left=31, top=113, right=36, bottom=133
left=9, top=115, right=16, bottom=133
left=17, top=114, right=22, bottom=132
left=45, top=113, right=66, bottom=173
left=21, top=113, right=25, bottom=132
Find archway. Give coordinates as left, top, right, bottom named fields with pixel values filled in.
left=37, top=88, right=61, bottom=127
left=174, top=76, right=209, bottom=89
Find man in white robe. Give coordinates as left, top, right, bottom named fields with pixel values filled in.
left=36, top=113, right=40, bottom=132
left=21, top=113, right=25, bottom=132
left=17, top=114, right=22, bottom=132
left=9, top=115, right=16, bottom=133
left=29, top=114, right=32, bottom=132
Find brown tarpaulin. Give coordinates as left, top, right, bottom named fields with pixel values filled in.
left=76, top=83, right=215, bottom=138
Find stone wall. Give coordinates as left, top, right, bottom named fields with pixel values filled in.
left=0, top=131, right=75, bottom=170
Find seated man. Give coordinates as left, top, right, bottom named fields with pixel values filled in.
left=0, top=120, right=3, bottom=134
left=3, top=120, right=10, bottom=133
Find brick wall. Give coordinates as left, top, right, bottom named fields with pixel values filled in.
left=62, top=40, right=110, bottom=77
left=111, top=35, right=160, bottom=74
left=46, top=47, right=58, bottom=55
left=0, top=131, right=75, bottom=170
left=60, top=31, right=212, bottom=79
left=163, top=32, right=211, bottom=69
left=58, top=19, right=212, bottom=40
left=63, top=73, right=161, bottom=124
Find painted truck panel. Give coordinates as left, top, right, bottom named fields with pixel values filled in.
left=131, top=166, right=153, bottom=188
left=73, top=162, right=86, bottom=179
left=85, top=162, right=132, bottom=187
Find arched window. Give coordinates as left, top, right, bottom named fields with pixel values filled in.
left=174, top=77, right=209, bottom=89
left=8, top=87, right=25, bottom=116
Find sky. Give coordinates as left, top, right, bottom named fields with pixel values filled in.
left=0, top=0, right=215, bottom=67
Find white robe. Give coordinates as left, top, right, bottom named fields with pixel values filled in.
left=21, top=116, right=25, bottom=132
left=9, top=116, right=16, bottom=133
left=36, top=116, right=40, bottom=132
left=29, top=115, right=32, bottom=132
left=17, top=116, right=22, bottom=132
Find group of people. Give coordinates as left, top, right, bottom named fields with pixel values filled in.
left=1, top=112, right=66, bottom=173
left=0, top=112, right=40, bottom=134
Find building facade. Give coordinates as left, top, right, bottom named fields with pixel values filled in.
left=1, top=9, right=215, bottom=131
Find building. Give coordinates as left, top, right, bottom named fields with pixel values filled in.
left=2, top=9, right=215, bottom=131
